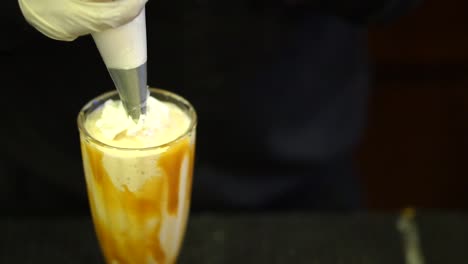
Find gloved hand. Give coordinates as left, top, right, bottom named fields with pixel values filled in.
left=18, top=0, right=148, bottom=41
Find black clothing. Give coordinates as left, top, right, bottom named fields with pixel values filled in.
left=1, top=1, right=421, bottom=215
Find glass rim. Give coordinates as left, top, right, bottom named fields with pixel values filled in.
left=77, top=87, right=197, bottom=151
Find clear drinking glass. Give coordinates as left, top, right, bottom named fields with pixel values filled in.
left=77, top=88, right=197, bottom=264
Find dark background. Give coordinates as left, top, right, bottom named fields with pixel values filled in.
left=359, top=0, right=468, bottom=210
left=1, top=0, right=467, bottom=214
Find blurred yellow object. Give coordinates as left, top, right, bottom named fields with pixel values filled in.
left=401, top=207, right=416, bottom=219
left=397, top=207, right=425, bottom=264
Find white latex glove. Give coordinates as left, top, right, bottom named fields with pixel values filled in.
left=18, top=0, right=148, bottom=41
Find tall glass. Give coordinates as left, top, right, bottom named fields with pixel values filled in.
left=77, top=88, right=197, bottom=264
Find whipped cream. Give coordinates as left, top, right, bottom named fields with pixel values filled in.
left=85, top=95, right=190, bottom=149
left=96, top=96, right=170, bottom=140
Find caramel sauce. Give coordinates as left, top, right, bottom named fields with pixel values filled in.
left=158, top=139, right=190, bottom=215
left=83, top=136, right=194, bottom=264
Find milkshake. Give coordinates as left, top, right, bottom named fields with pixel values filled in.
left=78, top=88, right=197, bottom=264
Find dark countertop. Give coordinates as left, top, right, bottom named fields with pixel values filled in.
left=1, top=212, right=467, bottom=263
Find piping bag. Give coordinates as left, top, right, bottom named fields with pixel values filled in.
left=92, top=8, right=148, bottom=121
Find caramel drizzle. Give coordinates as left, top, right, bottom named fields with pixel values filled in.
left=83, top=137, right=193, bottom=264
